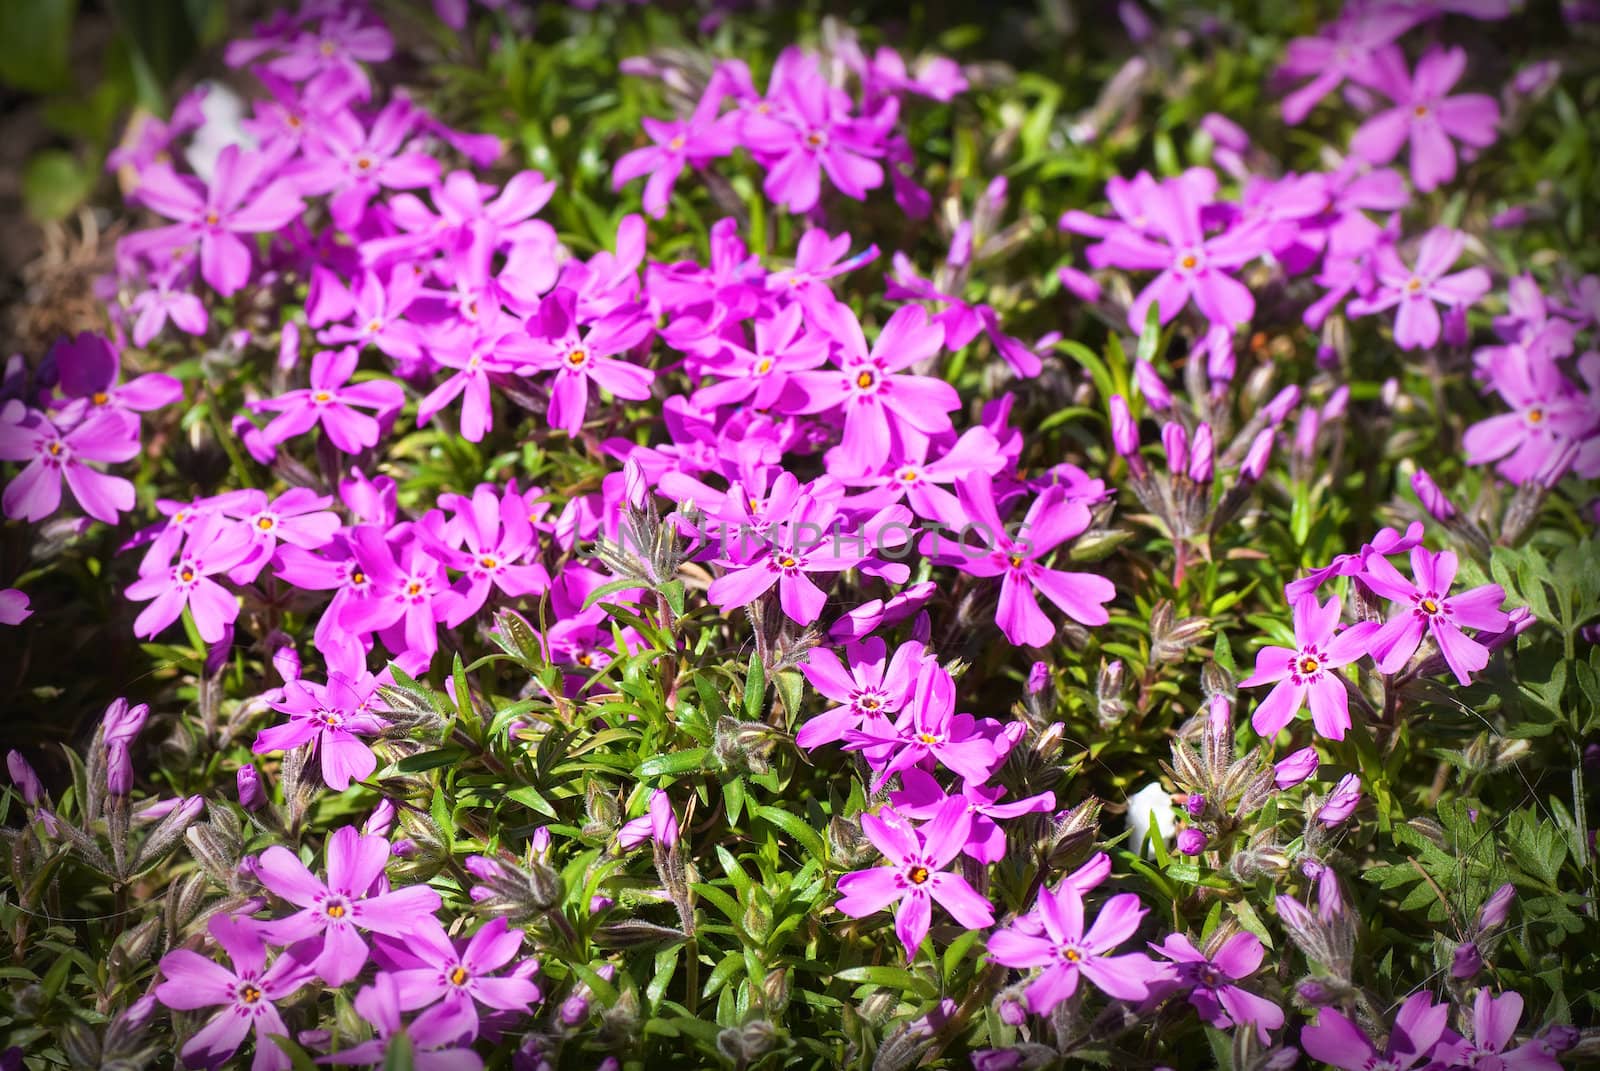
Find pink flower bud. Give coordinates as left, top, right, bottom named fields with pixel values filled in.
left=1264, top=385, right=1301, bottom=425
left=1316, top=773, right=1362, bottom=827
left=1176, top=828, right=1208, bottom=855
left=1109, top=395, right=1140, bottom=459
left=236, top=764, right=264, bottom=810
left=1161, top=422, right=1189, bottom=475
left=1451, top=941, right=1482, bottom=979
left=1411, top=468, right=1457, bottom=521
left=1188, top=423, right=1214, bottom=483
left=1274, top=746, right=1319, bottom=789
left=1133, top=359, right=1172, bottom=411
left=1241, top=428, right=1276, bottom=482
left=1477, top=882, right=1516, bottom=930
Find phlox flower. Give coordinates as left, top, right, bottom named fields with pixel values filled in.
left=1241, top=594, right=1380, bottom=741
left=952, top=471, right=1116, bottom=648
left=987, top=882, right=1160, bottom=1015
left=253, top=666, right=389, bottom=792
left=765, top=227, right=879, bottom=324
left=417, top=484, right=550, bottom=627
left=1363, top=546, right=1510, bottom=684
left=125, top=513, right=255, bottom=643
left=0, top=588, right=30, bottom=626
left=796, top=636, right=924, bottom=749
left=129, top=265, right=209, bottom=347
left=1276, top=7, right=1423, bottom=123
left=1436, top=989, right=1563, bottom=1071
left=617, top=788, right=679, bottom=850
left=889, top=767, right=1054, bottom=865
left=611, top=73, right=737, bottom=218
left=1346, top=228, right=1491, bottom=349
left=1302, top=991, right=1450, bottom=1071
left=133, top=144, right=306, bottom=296
left=1464, top=347, right=1592, bottom=485
left=1284, top=522, right=1425, bottom=601
left=1350, top=46, right=1501, bottom=192
left=339, top=527, right=450, bottom=675
left=212, top=487, right=343, bottom=584
left=381, top=917, right=543, bottom=1041
left=251, top=347, right=405, bottom=453
left=258, top=9, right=394, bottom=102
left=316, top=269, right=427, bottom=364
left=290, top=98, right=440, bottom=230
left=256, top=826, right=443, bottom=986
left=789, top=304, right=957, bottom=471
left=154, top=913, right=313, bottom=1071
left=842, top=657, right=1007, bottom=787
left=522, top=288, right=655, bottom=437
left=0, top=407, right=139, bottom=524
left=834, top=797, right=995, bottom=962
left=49, top=331, right=184, bottom=427
left=323, top=973, right=483, bottom=1071
left=836, top=426, right=1006, bottom=528
left=691, top=303, right=830, bottom=412
left=1149, top=931, right=1284, bottom=1043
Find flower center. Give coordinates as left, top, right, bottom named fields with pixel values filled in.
left=917, top=732, right=939, bottom=745
left=755, top=357, right=774, bottom=375
left=256, top=516, right=275, bottom=531
left=577, top=652, right=594, bottom=667
left=858, top=695, right=881, bottom=711
left=779, top=556, right=798, bottom=569
left=1299, top=655, right=1320, bottom=675
left=805, top=130, right=826, bottom=148
left=1420, top=597, right=1440, bottom=615
left=1008, top=555, right=1025, bottom=569
left=855, top=370, right=876, bottom=391
left=898, top=468, right=919, bottom=483
left=567, top=348, right=589, bottom=368
left=355, top=155, right=373, bottom=171
left=669, top=135, right=686, bottom=151
left=1062, top=946, right=1083, bottom=963
left=239, top=983, right=263, bottom=1004
left=1180, top=253, right=1198, bottom=270
left=907, top=866, right=930, bottom=885
left=46, top=441, right=63, bottom=457
left=92, top=392, right=109, bottom=406
left=205, top=211, right=219, bottom=226
left=1526, top=407, right=1544, bottom=424
left=350, top=570, right=366, bottom=586
left=366, top=319, right=382, bottom=334
left=325, top=899, right=347, bottom=919
left=406, top=581, right=423, bottom=596
left=1198, top=967, right=1220, bottom=988
left=180, top=566, right=196, bottom=583
left=1413, top=104, right=1429, bottom=118
left=480, top=555, right=499, bottom=569
left=314, top=390, right=332, bottom=403
left=1406, top=276, right=1423, bottom=293
left=449, top=966, right=469, bottom=986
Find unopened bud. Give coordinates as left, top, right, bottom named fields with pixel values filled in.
left=1162, top=422, right=1189, bottom=476
left=1176, top=828, right=1208, bottom=855
left=1188, top=423, right=1214, bottom=483
left=1274, top=747, right=1319, bottom=789
left=1451, top=941, right=1482, bottom=979
left=236, top=764, right=264, bottom=811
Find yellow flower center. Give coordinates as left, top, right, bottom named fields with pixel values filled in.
left=326, top=902, right=346, bottom=918
left=449, top=966, right=469, bottom=986
left=239, top=983, right=262, bottom=1004
left=855, top=370, right=876, bottom=390
left=92, top=392, right=109, bottom=406
left=1299, top=656, right=1320, bottom=675
left=1413, top=104, right=1429, bottom=118
left=1406, top=277, right=1423, bottom=292
left=755, top=357, right=773, bottom=375
left=257, top=516, right=275, bottom=530
left=180, top=567, right=196, bottom=583
left=908, top=866, right=929, bottom=885
left=406, top=582, right=423, bottom=596
left=314, top=391, right=332, bottom=402
left=567, top=348, right=589, bottom=367
left=1180, top=254, right=1198, bottom=270
left=1421, top=598, right=1440, bottom=614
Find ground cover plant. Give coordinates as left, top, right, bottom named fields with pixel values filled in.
left=2, top=0, right=1599, bottom=1067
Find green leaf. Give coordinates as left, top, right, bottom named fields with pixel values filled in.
left=636, top=749, right=709, bottom=779
left=753, top=805, right=826, bottom=864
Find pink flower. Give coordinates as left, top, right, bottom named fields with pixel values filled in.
left=290, top=99, right=440, bottom=230
left=253, top=668, right=389, bottom=792
left=617, top=788, right=679, bottom=850
left=125, top=514, right=254, bottom=643
left=522, top=288, right=655, bottom=438
left=324, top=972, right=485, bottom=1070
left=1363, top=546, right=1510, bottom=684
left=797, top=637, right=925, bottom=750
left=251, top=347, right=404, bottom=454
left=987, top=883, right=1161, bottom=1015
left=0, top=407, right=139, bottom=524
left=1316, top=773, right=1364, bottom=827
left=0, top=588, right=30, bottom=626
left=1302, top=991, right=1449, bottom=1071
left=153, top=913, right=313, bottom=1071
left=133, top=144, right=306, bottom=296
left=1350, top=46, right=1501, bottom=192
left=889, top=767, right=1054, bottom=865
left=612, top=79, right=737, bottom=218
left=1150, top=932, right=1284, bottom=1043
left=834, top=798, right=995, bottom=962
left=1346, top=228, right=1491, bottom=349
left=382, top=917, right=543, bottom=1039
left=953, top=472, right=1116, bottom=648
left=1436, top=989, right=1563, bottom=1071
left=256, top=826, right=442, bottom=985
left=842, top=657, right=1007, bottom=788
left=1241, top=594, right=1380, bottom=741
left=49, top=331, right=184, bottom=425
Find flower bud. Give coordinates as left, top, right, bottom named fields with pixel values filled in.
left=1264, top=385, right=1301, bottom=426
left=1240, top=428, right=1275, bottom=482
left=1057, top=265, right=1102, bottom=303
left=1451, top=941, right=1482, bottom=979
left=236, top=764, right=264, bottom=811
left=1316, top=773, right=1362, bottom=827
left=1109, top=395, right=1140, bottom=462
left=1274, top=746, right=1319, bottom=789
left=363, top=798, right=396, bottom=838
left=1443, top=303, right=1469, bottom=347
left=1321, top=385, right=1350, bottom=422
left=272, top=640, right=301, bottom=685
left=1133, top=359, right=1171, bottom=411
left=1477, top=882, right=1516, bottom=931
left=1026, top=661, right=1050, bottom=695
left=1185, top=794, right=1207, bottom=817
left=6, top=750, right=44, bottom=805
left=1188, top=423, right=1214, bottom=483
left=1161, top=422, right=1189, bottom=476
left=623, top=457, right=649, bottom=511
left=1176, top=828, right=1208, bottom=855
left=1411, top=468, right=1457, bottom=521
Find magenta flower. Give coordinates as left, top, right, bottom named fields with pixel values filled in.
left=788, top=304, right=957, bottom=470
left=1317, top=773, right=1364, bottom=827
left=611, top=86, right=736, bottom=218
left=842, top=657, right=1006, bottom=787
left=384, top=917, right=543, bottom=1038
left=134, top=144, right=306, bottom=295
left=1363, top=547, right=1510, bottom=684
left=1436, top=989, right=1562, bottom=1071
left=522, top=288, right=655, bottom=437
left=889, top=767, right=1054, bottom=865
left=1302, top=991, right=1450, bottom=1071
left=258, top=10, right=393, bottom=102
left=834, top=798, right=995, bottom=962
left=1465, top=348, right=1592, bottom=484
left=987, top=883, right=1160, bottom=1015
left=316, top=270, right=427, bottom=365
left=253, top=671, right=389, bottom=792
left=740, top=49, right=894, bottom=213
left=339, top=528, right=450, bottom=675
left=49, top=331, right=184, bottom=426
left=0, top=409, right=138, bottom=524
left=252, top=347, right=404, bottom=454
left=417, top=484, right=550, bottom=627
left=692, top=303, right=830, bottom=411
left=1276, top=7, right=1422, bottom=123
left=214, top=487, right=342, bottom=584
left=291, top=99, right=440, bottom=230
left=617, top=788, right=679, bottom=850
left=1241, top=594, right=1379, bottom=741
left=1350, top=46, right=1501, bottom=192
left=1284, top=522, right=1425, bottom=601
left=1346, top=228, right=1491, bottom=349
left=1150, top=932, right=1284, bottom=1043
left=1087, top=176, right=1267, bottom=331
left=795, top=637, right=924, bottom=750
left=0, top=588, right=31, bottom=626
left=953, top=472, right=1116, bottom=648
left=255, top=826, right=441, bottom=986
left=153, top=913, right=313, bottom=1071
left=125, top=514, right=255, bottom=643
left=836, top=426, right=1006, bottom=528
left=129, top=267, right=208, bottom=347
left=417, top=308, right=542, bottom=443
left=323, top=973, right=484, bottom=1071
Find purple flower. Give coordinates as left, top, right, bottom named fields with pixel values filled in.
left=125, top=514, right=255, bottom=643
left=1302, top=991, right=1450, bottom=1071
left=237, top=764, right=264, bottom=811
left=316, top=269, right=426, bottom=364
left=612, top=76, right=737, bottom=218
left=987, top=882, right=1160, bottom=1015
left=843, top=657, right=1006, bottom=788
left=1363, top=546, right=1510, bottom=684
left=251, top=347, right=404, bottom=454
left=1175, top=829, right=1208, bottom=856
left=1465, top=347, right=1592, bottom=485
left=129, top=267, right=208, bottom=347
left=49, top=331, right=183, bottom=425
left=617, top=788, right=679, bottom=850
left=522, top=288, right=655, bottom=438
left=1150, top=932, right=1284, bottom=1043
left=323, top=972, right=484, bottom=1070
left=796, top=637, right=924, bottom=749
left=290, top=99, right=440, bottom=230
left=789, top=304, right=957, bottom=471
left=1350, top=46, right=1501, bottom=192
left=1316, top=773, right=1363, bottom=827
left=1276, top=7, right=1422, bottom=123
left=1242, top=594, right=1380, bottom=741
left=834, top=798, right=995, bottom=962
left=102, top=697, right=150, bottom=796
left=0, top=588, right=31, bottom=626
left=1438, top=990, right=1562, bottom=1071
left=889, top=767, right=1054, bottom=865
left=383, top=917, right=542, bottom=1039
left=154, top=913, right=313, bottom=1071
left=133, top=145, right=306, bottom=295
left=254, top=670, right=389, bottom=792
left=953, top=472, right=1116, bottom=648
left=1347, top=228, right=1491, bottom=349
left=0, top=409, right=138, bottom=524
left=1273, top=746, right=1320, bottom=789
left=256, top=826, right=442, bottom=986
